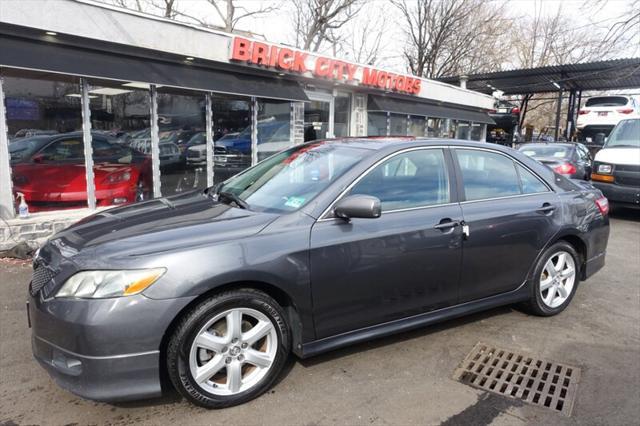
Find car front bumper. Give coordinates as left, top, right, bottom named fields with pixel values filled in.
left=29, top=291, right=196, bottom=402
left=591, top=181, right=640, bottom=208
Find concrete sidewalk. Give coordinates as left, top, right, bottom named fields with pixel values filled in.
left=1, top=210, right=638, bottom=425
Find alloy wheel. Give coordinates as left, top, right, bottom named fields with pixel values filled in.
left=188, top=308, right=278, bottom=396
left=539, top=251, right=576, bottom=309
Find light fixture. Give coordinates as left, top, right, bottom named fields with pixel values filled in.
left=185, top=57, right=194, bottom=61
left=551, top=81, right=561, bottom=90
left=65, top=93, right=97, bottom=98
left=89, top=87, right=133, bottom=96
left=278, top=72, right=285, bottom=76
left=45, top=31, right=57, bottom=36
left=122, top=82, right=159, bottom=89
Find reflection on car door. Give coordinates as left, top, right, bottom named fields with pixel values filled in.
left=454, top=148, right=561, bottom=302
left=309, top=148, right=464, bottom=339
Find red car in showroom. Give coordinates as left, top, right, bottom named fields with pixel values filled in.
left=10, top=132, right=152, bottom=212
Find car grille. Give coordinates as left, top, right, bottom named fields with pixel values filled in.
left=615, top=165, right=640, bottom=187
left=187, top=150, right=201, bottom=158
left=30, top=264, right=56, bottom=296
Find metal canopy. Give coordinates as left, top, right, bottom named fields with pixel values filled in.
left=368, top=95, right=495, bottom=124
left=438, top=58, right=640, bottom=95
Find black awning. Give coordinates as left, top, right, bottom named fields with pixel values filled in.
left=368, top=95, right=495, bottom=124
left=0, top=35, right=309, bottom=102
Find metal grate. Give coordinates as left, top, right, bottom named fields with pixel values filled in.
left=30, top=265, right=56, bottom=296
left=453, top=342, right=581, bottom=416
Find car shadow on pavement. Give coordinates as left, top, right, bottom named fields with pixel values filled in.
left=298, top=305, right=517, bottom=368
left=610, top=206, right=639, bottom=222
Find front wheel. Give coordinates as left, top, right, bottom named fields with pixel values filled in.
left=526, top=241, right=580, bottom=316
left=167, top=289, right=290, bottom=408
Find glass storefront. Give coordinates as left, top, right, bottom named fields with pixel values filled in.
left=367, top=112, right=388, bottom=136
left=157, top=89, right=207, bottom=196
left=456, top=121, right=470, bottom=140
left=88, top=80, right=153, bottom=204
left=334, top=92, right=351, bottom=137
left=304, top=100, right=330, bottom=141
left=471, top=123, right=484, bottom=141
left=409, top=116, right=426, bottom=137
left=4, top=72, right=88, bottom=212
left=389, top=114, right=408, bottom=136
left=210, top=96, right=252, bottom=184
left=257, top=99, right=291, bottom=161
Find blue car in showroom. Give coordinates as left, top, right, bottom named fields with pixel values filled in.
left=28, top=137, right=609, bottom=408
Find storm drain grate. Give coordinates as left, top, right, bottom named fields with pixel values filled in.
left=453, top=342, right=581, bottom=416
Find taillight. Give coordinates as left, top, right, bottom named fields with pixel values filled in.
left=578, top=109, right=590, bottom=115
left=511, top=107, right=520, bottom=114
left=595, top=197, right=609, bottom=216
left=553, top=163, right=577, bottom=175
left=617, top=108, right=634, bottom=114
left=488, top=109, right=497, bottom=114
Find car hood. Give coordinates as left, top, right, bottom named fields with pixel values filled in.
left=49, top=190, right=279, bottom=259
left=595, top=147, right=640, bottom=166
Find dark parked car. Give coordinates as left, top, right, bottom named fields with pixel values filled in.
left=487, top=100, right=520, bottom=145
left=518, top=142, right=593, bottom=180
left=28, top=138, right=609, bottom=408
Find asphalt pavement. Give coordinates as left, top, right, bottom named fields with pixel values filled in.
left=1, top=209, right=638, bottom=426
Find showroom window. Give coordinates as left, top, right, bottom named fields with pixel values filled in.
left=3, top=71, right=88, bottom=213
left=427, top=118, right=444, bottom=137
left=389, top=114, right=408, bottom=136
left=409, top=116, right=426, bottom=137
left=88, top=79, right=153, bottom=204
left=257, top=99, right=292, bottom=162
left=156, top=88, right=207, bottom=196
left=470, top=123, right=485, bottom=141
left=334, top=92, right=351, bottom=138
left=456, top=121, right=471, bottom=140
left=367, top=112, right=388, bottom=136
left=211, top=95, right=252, bottom=184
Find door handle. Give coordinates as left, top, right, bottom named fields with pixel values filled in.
left=434, top=219, right=460, bottom=230
left=536, top=204, right=556, bottom=214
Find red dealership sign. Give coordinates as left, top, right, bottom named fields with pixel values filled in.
left=230, top=37, right=422, bottom=95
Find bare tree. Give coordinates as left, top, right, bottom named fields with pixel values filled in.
left=331, top=9, right=389, bottom=65
left=200, top=0, right=279, bottom=32
left=392, top=0, right=510, bottom=79
left=291, top=0, right=363, bottom=52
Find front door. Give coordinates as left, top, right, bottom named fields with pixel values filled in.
left=453, top=148, right=561, bottom=302
left=309, top=148, right=463, bottom=339
left=304, top=91, right=334, bottom=141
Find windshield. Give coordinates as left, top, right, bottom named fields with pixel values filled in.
left=606, top=119, right=640, bottom=148
left=8, top=136, right=50, bottom=164
left=519, top=145, right=570, bottom=159
left=216, top=142, right=366, bottom=213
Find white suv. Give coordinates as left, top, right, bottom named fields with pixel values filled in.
left=577, top=95, right=639, bottom=140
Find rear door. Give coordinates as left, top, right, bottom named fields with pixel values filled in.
left=453, top=148, right=561, bottom=302
left=309, top=147, right=463, bottom=339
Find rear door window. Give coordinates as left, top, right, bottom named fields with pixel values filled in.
left=455, top=149, right=521, bottom=201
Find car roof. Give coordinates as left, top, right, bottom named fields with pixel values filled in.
left=518, top=142, right=575, bottom=148
left=308, top=137, right=517, bottom=152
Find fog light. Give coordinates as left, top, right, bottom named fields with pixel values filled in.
left=113, top=197, right=128, bottom=204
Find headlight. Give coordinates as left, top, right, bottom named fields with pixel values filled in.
left=597, top=164, right=613, bottom=174
left=105, top=171, right=132, bottom=183
left=55, top=268, right=166, bottom=299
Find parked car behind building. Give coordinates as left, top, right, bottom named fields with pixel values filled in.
left=518, top=142, right=593, bottom=180
left=577, top=95, right=639, bottom=141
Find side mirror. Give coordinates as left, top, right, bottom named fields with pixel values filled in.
left=334, top=195, right=381, bottom=220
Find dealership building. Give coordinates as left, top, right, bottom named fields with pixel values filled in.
left=0, top=0, right=495, bottom=248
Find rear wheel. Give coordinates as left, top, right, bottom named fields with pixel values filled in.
left=526, top=241, right=579, bottom=316
left=167, top=289, right=290, bottom=408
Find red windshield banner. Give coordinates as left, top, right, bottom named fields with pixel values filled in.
left=230, top=37, right=421, bottom=95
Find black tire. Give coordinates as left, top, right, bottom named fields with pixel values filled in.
left=525, top=241, right=580, bottom=317
left=167, top=288, right=290, bottom=408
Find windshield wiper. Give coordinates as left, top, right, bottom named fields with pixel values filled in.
left=217, top=191, right=250, bottom=210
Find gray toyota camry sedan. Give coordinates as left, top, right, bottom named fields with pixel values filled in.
left=28, top=138, right=610, bottom=408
